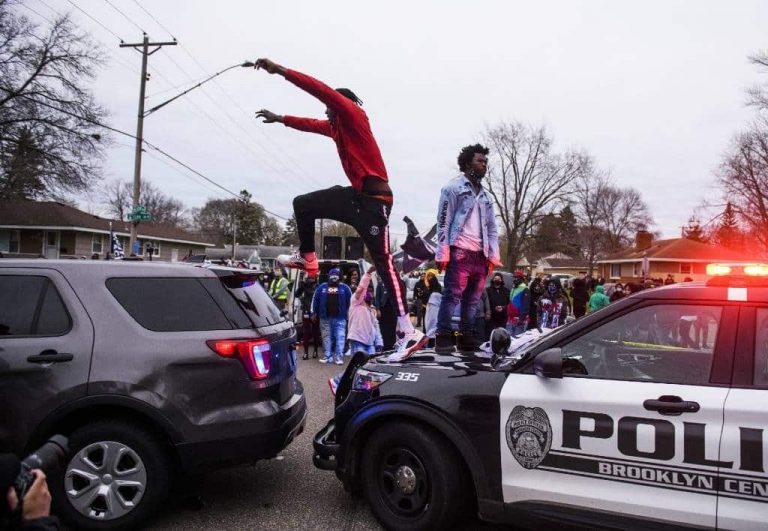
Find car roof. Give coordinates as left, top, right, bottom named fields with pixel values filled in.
left=633, top=281, right=768, bottom=303
left=0, top=259, right=218, bottom=279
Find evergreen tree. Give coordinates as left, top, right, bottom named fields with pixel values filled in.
left=281, top=214, right=299, bottom=246
left=557, top=206, right=581, bottom=257
left=682, top=217, right=707, bottom=243
left=713, top=202, right=742, bottom=250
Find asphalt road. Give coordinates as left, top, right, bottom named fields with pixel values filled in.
left=145, top=351, right=508, bottom=531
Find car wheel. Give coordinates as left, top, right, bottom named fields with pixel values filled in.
left=361, top=421, right=468, bottom=531
left=52, top=420, right=171, bottom=530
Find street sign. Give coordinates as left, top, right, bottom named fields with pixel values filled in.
left=127, top=205, right=151, bottom=222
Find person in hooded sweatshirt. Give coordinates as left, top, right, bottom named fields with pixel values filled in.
left=507, top=270, right=531, bottom=335
left=486, top=272, right=510, bottom=330
left=589, top=284, right=611, bottom=313
left=571, top=272, right=589, bottom=318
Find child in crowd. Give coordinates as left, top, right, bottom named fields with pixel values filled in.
left=329, top=264, right=383, bottom=395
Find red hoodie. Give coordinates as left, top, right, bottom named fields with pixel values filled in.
left=282, top=69, right=388, bottom=192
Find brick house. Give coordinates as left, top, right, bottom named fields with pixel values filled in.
left=596, top=230, right=754, bottom=283
left=0, top=200, right=213, bottom=261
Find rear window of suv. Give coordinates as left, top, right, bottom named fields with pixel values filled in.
left=214, top=271, right=283, bottom=328
left=107, top=277, right=255, bottom=332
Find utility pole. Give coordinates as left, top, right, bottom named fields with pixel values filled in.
left=120, top=35, right=177, bottom=254
left=231, top=209, right=237, bottom=261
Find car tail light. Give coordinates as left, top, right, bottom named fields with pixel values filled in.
left=207, top=339, right=272, bottom=380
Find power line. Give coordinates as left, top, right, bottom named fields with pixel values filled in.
left=131, top=0, right=175, bottom=39
left=102, top=0, right=145, bottom=34
left=64, top=0, right=124, bottom=42
left=121, top=1, right=322, bottom=188
left=9, top=92, right=289, bottom=220
left=17, top=2, right=53, bottom=23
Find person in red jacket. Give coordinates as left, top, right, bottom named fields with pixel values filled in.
left=252, top=58, right=426, bottom=360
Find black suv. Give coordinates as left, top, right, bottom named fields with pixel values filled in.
left=0, top=260, right=306, bottom=529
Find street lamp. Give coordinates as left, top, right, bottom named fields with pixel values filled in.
left=125, top=60, right=254, bottom=252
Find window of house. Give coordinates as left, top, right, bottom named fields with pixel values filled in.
left=680, top=263, right=693, bottom=275
left=9, top=230, right=20, bottom=253
left=633, top=263, right=640, bottom=277
left=142, top=240, right=160, bottom=256
left=610, top=264, right=621, bottom=278
left=92, top=234, right=103, bottom=254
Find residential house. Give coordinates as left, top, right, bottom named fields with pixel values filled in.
left=534, top=253, right=590, bottom=277
left=596, top=230, right=754, bottom=282
left=0, top=200, right=214, bottom=261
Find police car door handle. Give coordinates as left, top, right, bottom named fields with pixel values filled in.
left=27, top=349, right=74, bottom=364
left=643, top=395, right=700, bottom=416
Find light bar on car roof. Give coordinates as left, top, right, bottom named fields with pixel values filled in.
left=706, top=263, right=768, bottom=277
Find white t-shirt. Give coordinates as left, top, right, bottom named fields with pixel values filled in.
left=453, top=196, right=483, bottom=252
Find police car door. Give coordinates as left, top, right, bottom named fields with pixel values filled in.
left=499, top=302, right=735, bottom=528
left=717, top=305, right=768, bottom=529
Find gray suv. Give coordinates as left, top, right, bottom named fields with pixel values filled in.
left=0, top=260, right=306, bottom=529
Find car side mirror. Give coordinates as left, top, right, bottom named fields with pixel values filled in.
left=534, top=348, right=563, bottom=379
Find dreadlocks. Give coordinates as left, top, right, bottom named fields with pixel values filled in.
left=335, top=88, right=363, bottom=106
left=457, top=143, right=490, bottom=172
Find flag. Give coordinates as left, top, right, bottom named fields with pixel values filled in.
left=110, top=222, right=124, bottom=259
left=397, top=217, right=437, bottom=273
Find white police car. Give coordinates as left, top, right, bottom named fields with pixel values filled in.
left=314, top=264, right=768, bottom=530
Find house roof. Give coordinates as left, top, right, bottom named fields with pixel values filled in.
left=598, top=237, right=753, bottom=263
left=541, top=257, right=590, bottom=269
left=0, top=200, right=213, bottom=246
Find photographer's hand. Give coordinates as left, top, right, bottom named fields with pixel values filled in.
left=22, top=470, right=51, bottom=521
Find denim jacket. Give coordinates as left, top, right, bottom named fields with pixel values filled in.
left=435, top=174, right=501, bottom=264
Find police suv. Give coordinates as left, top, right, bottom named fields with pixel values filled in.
left=313, top=264, right=767, bottom=530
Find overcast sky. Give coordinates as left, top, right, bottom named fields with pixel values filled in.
left=22, top=0, right=768, bottom=242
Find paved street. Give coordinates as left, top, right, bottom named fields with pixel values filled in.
left=145, top=351, right=507, bottom=530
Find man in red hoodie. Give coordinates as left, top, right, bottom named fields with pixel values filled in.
left=253, top=58, right=425, bottom=359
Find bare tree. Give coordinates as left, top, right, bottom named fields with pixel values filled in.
left=102, top=179, right=189, bottom=228
left=598, top=185, right=653, bottom=251
left=718, top=121, right=768, bottom=249
left=484, top=122, right=586, bottom=268
left=0, top=1, right=107, bottom=199
left=572, top=157, right=612, bottom=271
left=747, top=50, right=768, bottom=112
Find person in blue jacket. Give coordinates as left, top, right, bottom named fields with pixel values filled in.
left=311, top=267, right=352, bottom=365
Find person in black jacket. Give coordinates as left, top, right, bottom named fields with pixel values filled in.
left=486, top=272, right=510, bottom=330
left=571, top=273, right=589, bottom=318
left=295, top=277, right=320, bottom=359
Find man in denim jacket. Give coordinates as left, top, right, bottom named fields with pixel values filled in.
left=434, top=144, right=502, bottom=353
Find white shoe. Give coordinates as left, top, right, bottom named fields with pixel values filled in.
left=334, top=359, right=344, bottom=365
left=319, top=357, right=330, bottom=364
left=388, top=328, right=427, bottom=363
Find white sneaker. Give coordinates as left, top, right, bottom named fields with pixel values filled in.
left=334, top=359, right=344, bottom=365
left=318, top=357, right=330, bottom=364
left=388, top=328, right=427, bottom=363
left=277, top=252, right=319, bottom=276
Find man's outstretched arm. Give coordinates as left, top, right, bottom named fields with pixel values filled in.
left=254, top=58, right=355, bottom=117
left=255, top=108, right=331, bottom=136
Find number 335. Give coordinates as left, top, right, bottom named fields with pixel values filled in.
left=395, top=372, right=419, bottom=382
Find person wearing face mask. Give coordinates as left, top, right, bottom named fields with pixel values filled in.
left=295, top=275, right=321, bottom=359
left=609, top=282, right=626, bottom=303
left=434, top=144, right=502, bottom=353
left=268, top=267, right=289, bottom=311
left=253, top=58, right=426, bottom=361
left=486, top=272, right=510, bottom=330
left=311, top=268, right=352, bottom=365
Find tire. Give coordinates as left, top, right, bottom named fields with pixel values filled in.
left=51, top=420, right=171, bottom=530
left=361, top=421, right=468, bottom=531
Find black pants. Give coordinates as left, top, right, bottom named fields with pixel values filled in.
left=293, top=185, right=408, bottom=317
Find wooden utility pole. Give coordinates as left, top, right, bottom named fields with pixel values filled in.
left=120, top=35, right=177, bottom=254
